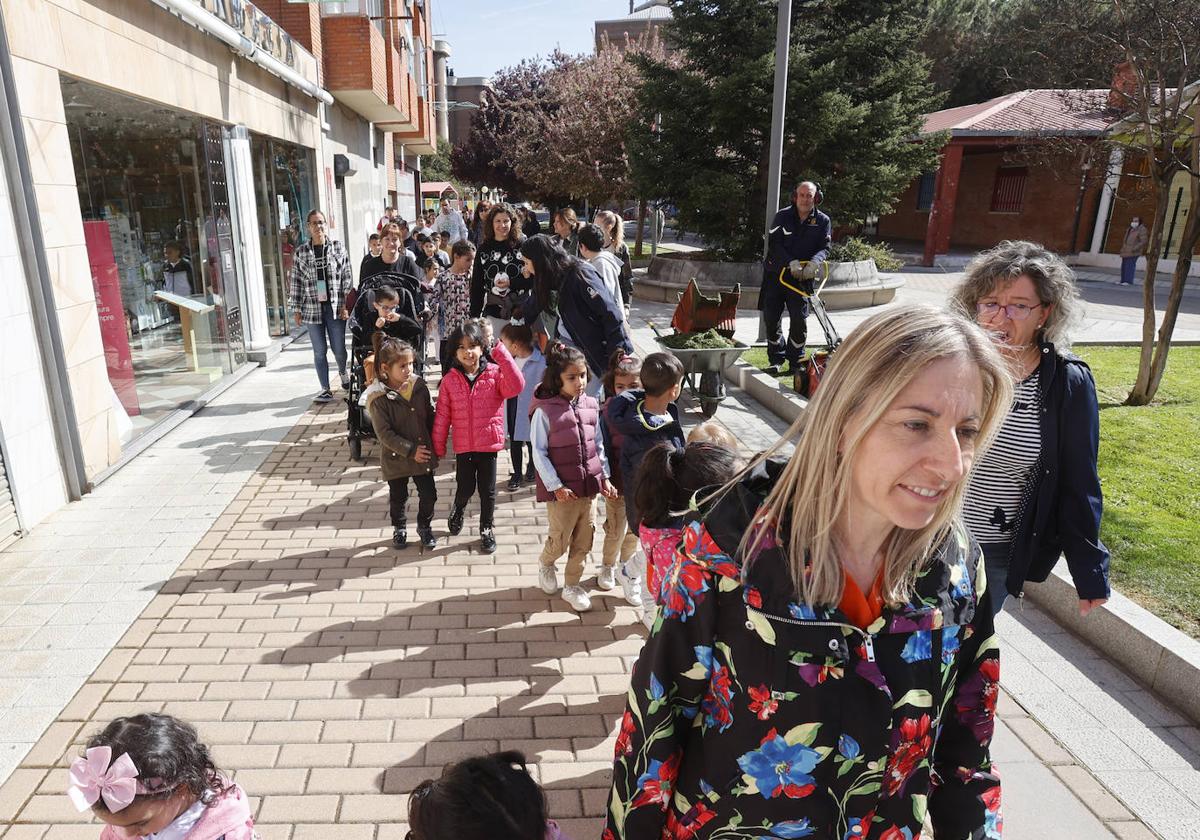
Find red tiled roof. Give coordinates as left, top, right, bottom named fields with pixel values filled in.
left=922, top=89, right=1113, bottom=137
left=420, top=181, right=458, bottom=195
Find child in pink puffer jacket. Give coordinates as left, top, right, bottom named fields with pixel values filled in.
left=433, top=319, right=524, bottom=554
left=68, top=713, right=257, bottom=840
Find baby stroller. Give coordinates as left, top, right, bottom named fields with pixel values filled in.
left=346, top=271, right=428, bottom=461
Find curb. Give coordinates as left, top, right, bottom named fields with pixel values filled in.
left=1024, top=568, right=1200, bottom=724
left=725, top=357, right=1200, bottom=726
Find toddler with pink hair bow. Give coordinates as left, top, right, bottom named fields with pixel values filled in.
left=67, top=713, right=257, bottom=840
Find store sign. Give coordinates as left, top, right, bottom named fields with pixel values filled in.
left=194, top=0, right=297, bottom=69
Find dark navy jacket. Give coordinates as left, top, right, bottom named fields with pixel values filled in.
left=606, top=389, right=685, bottom=531
left=1008, top=342, right=1110, bottom=601
left=764, top=205, right=832, bottom=272
left=519, top=260, right=632, bottom=378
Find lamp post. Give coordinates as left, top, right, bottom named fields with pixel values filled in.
left=763, top=0, right=792, bottom=261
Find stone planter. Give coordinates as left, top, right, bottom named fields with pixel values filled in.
left=637, top=254, right=901, bottom=311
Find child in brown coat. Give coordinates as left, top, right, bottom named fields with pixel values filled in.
left=366, top=332, right=438, bottom=549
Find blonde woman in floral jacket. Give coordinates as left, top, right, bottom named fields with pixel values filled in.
left=606, top=305, right=1013, bottom=840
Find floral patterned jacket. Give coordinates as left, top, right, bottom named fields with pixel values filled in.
left=606, top=461, right=1002, bottom=840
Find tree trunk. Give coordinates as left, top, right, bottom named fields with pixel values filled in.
left=635, top=198, right=647, bottom=257
left=1124, top=180, right=1173, bottom=405
left=1140, top=103, right=1200, bottom=402
left=1123, top=96, right=1200, bottom=408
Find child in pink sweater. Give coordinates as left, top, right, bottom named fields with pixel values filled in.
left=68, top=713, right=256, bottom=840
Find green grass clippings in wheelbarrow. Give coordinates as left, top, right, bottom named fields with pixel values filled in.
left=650, top=323, right=750, bottom=418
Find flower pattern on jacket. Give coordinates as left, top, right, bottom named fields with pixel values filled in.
left=605, top=460, right=1002, bottom=840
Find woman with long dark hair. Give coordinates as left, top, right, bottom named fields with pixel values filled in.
left=516, top=234, right=631, bottom=390
left=470, top=203, right=527, bottom=337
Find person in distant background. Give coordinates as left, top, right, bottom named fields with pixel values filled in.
left=518, top=205, right=541, bottom=239
left=1119, top=216, right=1150, bottom=286
left=435, top=197, right=470, bottom=246
left=162, top=241, right=194, bottom=298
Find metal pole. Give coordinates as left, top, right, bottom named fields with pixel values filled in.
left=762, top=0, right=792, bottom=260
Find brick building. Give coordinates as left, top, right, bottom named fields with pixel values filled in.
left=876, top=89, right=1111, bottom=265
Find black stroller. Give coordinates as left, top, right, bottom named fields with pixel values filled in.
left=346, top=271, right=429, bottom=461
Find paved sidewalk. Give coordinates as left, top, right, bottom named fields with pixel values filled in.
left=0, top=298, right=1186, bottom=839
left=0, top=340, right=323, bottom=783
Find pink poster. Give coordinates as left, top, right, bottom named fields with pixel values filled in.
left=84, top=221, right=140, bottom=416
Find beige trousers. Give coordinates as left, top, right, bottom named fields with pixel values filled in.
left=540, top=496, right=595, bottom=586
left=602, top=495, right=639, bottom=570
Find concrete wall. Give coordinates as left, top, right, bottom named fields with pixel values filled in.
left=321, top=103, right=388, bottom=265
left=2, top=0, right=323, bottom=477
left=0, top=132, right=69, bottom=529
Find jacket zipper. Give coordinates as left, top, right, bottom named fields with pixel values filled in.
left=744, top=606, right=876, bottom=662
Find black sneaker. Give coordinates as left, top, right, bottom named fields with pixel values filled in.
left=392, top=526, right=408, bottom=548
left=525, top=465, right=537, bottom=484
left=447, top=507, right=465, bottom=536
left=314, top=389, right=334, bottom=403
left=417, top=525, right=436, bottom=549
left=506, top=474, right=521, bottom=492
left=479, top=527, right=497, bottom=554
left=764, top=364, right=781, bottom=376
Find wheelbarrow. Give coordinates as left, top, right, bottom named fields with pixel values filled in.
left=650, top=278, right=749, bottom=417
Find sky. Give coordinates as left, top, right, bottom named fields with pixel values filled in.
left=430, top=0, right=649, bottom=79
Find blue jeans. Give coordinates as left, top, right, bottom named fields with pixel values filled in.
left=1120, top=255, right=1139, bottom=285
left=981, top=542, right=1010, bottom=615
left=306, top=301, right=348, bottom=391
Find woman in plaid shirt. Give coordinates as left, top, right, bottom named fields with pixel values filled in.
left=288, top=210, right=354, bottom=403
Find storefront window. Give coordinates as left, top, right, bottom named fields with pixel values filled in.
left=251, top=135, right=317, bottom=336
left=64, top=77, right=247, bottom=446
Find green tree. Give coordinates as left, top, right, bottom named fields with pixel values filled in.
left=421, top=140, right=455, bottom=184
left=632, top=0, right=945, bottom=260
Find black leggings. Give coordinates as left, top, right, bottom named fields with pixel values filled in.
left=505, top=397, right=532, bottom=475
left=510, top=441, right=532, bottom=476
left=453, top=452, right=498, bottom=528
left=388, top=475, right=437, bottom=527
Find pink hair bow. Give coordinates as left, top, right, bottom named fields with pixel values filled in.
left=67, top=746, right=141, bottom=813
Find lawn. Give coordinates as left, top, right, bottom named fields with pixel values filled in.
left=1076, top=345, right=1200, bottom=639
left=739, top=343, right=1200, bottom=637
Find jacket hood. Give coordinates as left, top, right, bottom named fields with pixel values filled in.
left=606, top=389, right=680, bottom=436
left=591, top=250, right=623, bottom=270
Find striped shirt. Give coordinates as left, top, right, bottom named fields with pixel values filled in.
left=963, top=371, right=1043, bottom=545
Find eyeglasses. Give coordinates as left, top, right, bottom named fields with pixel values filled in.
left=976, top=301, right=1044, bottom=321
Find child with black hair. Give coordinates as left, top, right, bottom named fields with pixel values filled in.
left=598, top=351, right=645, bottom=607
left=408, top=751, right=563, bottom=840
left=500, top=323, right=546, bottom=490
left=367, top=333, right=437, bottom=549
left=433, top=241, right=476, bottom=371
left=530, top=344, right=616, bottom=612
left=433, top=319, right=524, bottom=554
left=351, top=284, right=423, bottom=354
left=634, top=441, right=743, bottom=627
left=67, top=713, right=257, bottom=840
left=605, top=352, right=686, bottom=535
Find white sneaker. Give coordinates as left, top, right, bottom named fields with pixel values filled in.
left=597, top=565, right=616, bottom=591
left=617, top=560, right=644, bottom=607
left=538, top=564, right=560, bottom=595
left=641, top=600, right=658, bottom=630
left=562, top=585, right=592, bottom=612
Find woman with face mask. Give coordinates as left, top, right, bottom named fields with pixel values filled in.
left=1119, top=216, right=1150, bottom=286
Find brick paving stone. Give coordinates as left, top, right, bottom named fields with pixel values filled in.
left=0, top=310, right=1169, bottom=838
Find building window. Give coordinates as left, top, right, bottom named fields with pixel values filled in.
left=990, top=167, right=1028, bottom=213
left=915, top=172, right=936, bottom=211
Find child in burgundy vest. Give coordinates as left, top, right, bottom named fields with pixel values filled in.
left=529, top=344, right=617, bottom=612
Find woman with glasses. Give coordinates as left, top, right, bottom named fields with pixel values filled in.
left=951, top=240, right=1110, bottom=616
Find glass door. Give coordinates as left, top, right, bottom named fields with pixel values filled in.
left=200, top=120, right=246, bottom=370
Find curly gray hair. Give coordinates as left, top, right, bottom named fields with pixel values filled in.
left=949, top=240, right=1083, bottom=348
